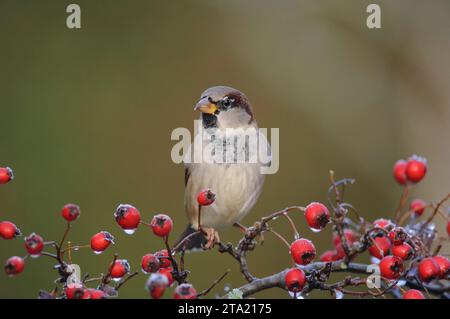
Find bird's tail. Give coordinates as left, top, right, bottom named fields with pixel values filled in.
left=173, top=225, right=206, bottom=253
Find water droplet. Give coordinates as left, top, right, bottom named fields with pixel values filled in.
left=288, top=291, right=304, bottom=299
left=112, top=277, right=122, bottom=282
left=396, top=279, right=406, bottom=287
left=370, top=257, right=380, bottom=264
left=30, top=254, right=40, bottom=259
left=124, top=228, right=137, bottom=235
left=93, top=250, right=102, bottom=255
left=309, top=227, right=321, bottom=233
left=334, top=290, right=344, bottom=299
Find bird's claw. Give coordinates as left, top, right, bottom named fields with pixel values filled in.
left=202, top=228, right=220, bottom=250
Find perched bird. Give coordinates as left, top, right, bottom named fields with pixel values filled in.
left=176, top=86, right=270, bottom=251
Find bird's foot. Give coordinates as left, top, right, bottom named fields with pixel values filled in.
left=202, top=228, right=220, bottom=250
left=233, top=222, right=247, bottom=234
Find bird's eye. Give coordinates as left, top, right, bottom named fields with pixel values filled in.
left=221, top=98, right=233, bottom=108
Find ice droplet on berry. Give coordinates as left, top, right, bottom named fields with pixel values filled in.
left=124, top=228, right=137, bottom=235
left=334, top=290, right=344, bottom=299
left=288, top=291, right=304, bottom=299
left=30, top=254, right=40, bottom=259
left=309, top=227, right=321, bottom=233
left=112, top=277, right=122, bottom=282
left=93, top=250, right=102, bottom=255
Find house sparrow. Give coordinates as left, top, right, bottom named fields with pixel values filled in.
left=176, top=86, right=270, bottom=251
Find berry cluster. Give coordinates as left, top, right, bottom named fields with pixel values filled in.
left=1, top=167, right=219, bottom=298
left=1, top=155, right=449, bottom=299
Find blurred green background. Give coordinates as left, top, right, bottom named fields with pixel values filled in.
left=0, top=0, right=449, bottom=298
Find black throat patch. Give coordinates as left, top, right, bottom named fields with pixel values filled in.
left=202, top=113, right=217, bottom=129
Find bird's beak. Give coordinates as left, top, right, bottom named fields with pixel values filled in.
left=194, top=97, right=218, bottom=114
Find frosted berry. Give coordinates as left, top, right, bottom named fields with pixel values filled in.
left=155, top=249, right=172, bottom=268
left=388, top=227, right=408, bottom=245
left=61, top=204, right=81, bottom=222
left=65, top=283, right=88, bottom=299
left=393, top=160, right=407, bottom=185
left=432, top=255, right=449, bottom=279
left=0, top=167, right=13, bottom=184
left=146, top=273, right=168, bottom=299
left=418, top=257, right=440, bottom=282
left=141, top=253, right=160, bottom=274
left=368, top=236, right=391, bottom=259
left=0, top=221, right=21, bottom=240
left=304, top=202, right=330, bottom=230
left=174, top=283, right=197, bottom=299
left=87, top=289, right=106, bottom=299
left=114, top=204, right=141, bottom=234
left=290, top=238, right=316, bottom=265
left=158, top=267, right=174, bottom=287
left=4, top=256, right=25, bottom=276
left=110, top=259, right=130, bottom=280
left=405, top=155, right=427, bottom=183
left=285, top=268, right=306, bottom=293
left=197, top=189, right=216, bottom=206
left=150, top=214, right=173, bottom=237
left=392, top=243, right=414, bottom=261
left=410, top=199, right=426, bottom=217
left=90, top=231, right=115, bottom=254
left=24, top=233, right=44, bottom=257
left=403, top=289, right=425, bottom=299
left=379, top=256, right=404, bottom=280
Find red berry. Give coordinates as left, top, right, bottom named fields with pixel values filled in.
left=150, top=214, right=173, bottom=237
left=388, top=227, right=408, bottom=245
left=373, top=218, right=394, bottom=230
left=403, top=289, right=425, bottom=299
left=110, top=259, right=130, bottom=279
left=158, top=267, right=174, bottom=286
left=405, top=155, right=427, bottom=183
left=290, top=238, right=316, bottom=265
left=334, top=244, right=346, bottom=260
left=197, top=189, right=216, bottom=206
left=0, top=167, right=13, bottom=184
left=447, top=221, right=450, bottom=236
left=24, top=233, right=44, bottom=257
left=432, top=255, right=450, bottom=279
left=418, top=257, right=440, bottom=282
left=90, top=231, right=114, bottom=254
left=87, top=289, right=106, bottom=299
left=333, top=229, right=358, bottom=247
left=368, top=236, right=391, bottom=259
left=410, top=199, right=426, bottom=217
left=379, top=256, right=404, bottom=280
left=65, top=283, right=88, bottom=299
left=392, top=243, right=414, bottom=261
left=141, top=253, right=160, bottom=274
left=61, top=204, right=81, bottom=222
left=173, top=283, right=197, bottom=299
left=155, top=249, right=172, bottom=268
left=320, top=250, right=337, bottom=262
left=284, top=268, right=306, bottom=293
left=304, top=202, right=330, bottom=230
left=4, top=256, right=25, bottom=276
left=0, top=221, right=21, bottom=240
left=393, top=160, right=407, bottom=185
left=146, top=273, right=168, bottom=299
left=114, top=204, right=141, bottom=234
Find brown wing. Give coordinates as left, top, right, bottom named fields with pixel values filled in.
left=184, top=167, right=191, bottom=187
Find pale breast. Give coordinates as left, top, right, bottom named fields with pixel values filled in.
left=185, top=162, right=265, bottom=229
